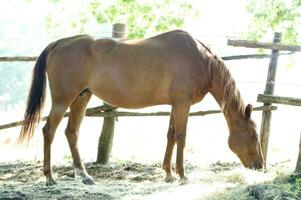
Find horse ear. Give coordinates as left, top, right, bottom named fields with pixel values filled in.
left=245, top=104, right=253, bottom=119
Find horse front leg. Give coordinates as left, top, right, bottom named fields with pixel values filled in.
left=163, top=107, right=177, bottom=182
left=65, top=90, right=94, bottom=185
left=173, top=101, right=190, bottom=184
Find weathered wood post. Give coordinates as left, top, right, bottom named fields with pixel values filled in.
left=96, top=23, right=126, bottom=164
left=295, top=133, right=301, bottom=173
left=112, top=23, right=126, bottom=38
left=260, top=32, right=282, bottom=167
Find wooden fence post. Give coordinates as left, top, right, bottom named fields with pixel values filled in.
left=260, top=32, right=282, bottom=167
left=295, top=133, right=301, bottom=173
left=96, top=23, right=126, bottom=164
left=112, top=23, right=126, bottom=38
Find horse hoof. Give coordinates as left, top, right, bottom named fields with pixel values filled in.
left=179, top=176, right=189, bottom=185
left=82, top=176, right=95, bottom=185
left=165, top=175, right=177, bottom=183
left=46, top=179, right=57, bottom=186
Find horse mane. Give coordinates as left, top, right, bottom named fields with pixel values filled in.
left=212, top=56, right=245, bottom=117
left=190, top=37, right=245, bottom=117
left=195, top=39, right=245, bottom=117
left=178, top=32, right=245, bottom=117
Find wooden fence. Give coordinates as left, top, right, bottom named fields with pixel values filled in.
left=1, top=25, right=301, bottom=167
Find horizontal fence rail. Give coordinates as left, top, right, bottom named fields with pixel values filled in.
left=0, top=52, right=295, bottom=63
left=228, top=39, right=301, bottom=52
left=0, top=105, right=277, bottom=131
left=258, top=94, right=301, bottom=107
left=0, top=104, right=114, bottom=130
left=0, top=56, right=37, bottom=62
left=221, top=52, right=293, bottom=60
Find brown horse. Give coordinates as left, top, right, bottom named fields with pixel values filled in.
left=19, top=30, right=264, bottom=186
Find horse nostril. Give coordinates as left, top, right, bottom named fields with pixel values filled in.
left=252, top=161, right=263, bottom=170
left=252, top=162, right=255, bottom=170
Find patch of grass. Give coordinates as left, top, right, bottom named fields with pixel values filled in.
left=248, top=175, right=301, bottom=200
left=206, top=175, right=301, bottom=200
left=204, top=176, right=301, bottom=200
left=203, top=164, right=301, bottom=200
left=203, top=186, right=255, bottom=200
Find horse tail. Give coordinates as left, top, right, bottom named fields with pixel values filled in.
left=18, top=48, right=49, bottom=144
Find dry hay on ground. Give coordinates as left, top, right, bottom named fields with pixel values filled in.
left=0, top=161, right=300, bottom=200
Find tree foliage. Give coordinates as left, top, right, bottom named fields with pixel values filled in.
left=88, top=0, right=197, bottom=38
left=246, top=0, right=301, bottom=44
left=46, top=0, right=198, bottom=39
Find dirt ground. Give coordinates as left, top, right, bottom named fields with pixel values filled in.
left=0, top=160, right=247, bottom=200
left=1, top=160, right=301, bottom=200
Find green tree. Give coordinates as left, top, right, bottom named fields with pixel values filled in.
left=89, top=0, right=197, bottom=38
left=46, top=0, right=199, bottom=39
left=246, top=0, right=301, bottom=44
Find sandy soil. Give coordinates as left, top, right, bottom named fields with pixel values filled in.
left=0, top=160, right=250, bottom=200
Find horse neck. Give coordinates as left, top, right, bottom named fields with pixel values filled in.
left=209, top=58, right=245, bottom=131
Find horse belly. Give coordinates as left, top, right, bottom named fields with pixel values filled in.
left=91, top=87, right=170, bottom=109
left=88, top=72, right=170, bottom=109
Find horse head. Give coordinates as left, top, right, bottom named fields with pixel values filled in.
left=228, top=104, right=265, bottom=170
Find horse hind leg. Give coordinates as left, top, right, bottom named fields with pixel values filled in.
left=43, top=103, right=69, bottom=186
left=64, top=90, right=94, bottom=185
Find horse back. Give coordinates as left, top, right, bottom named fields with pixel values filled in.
left=44, top=31, right=211, bottom=108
